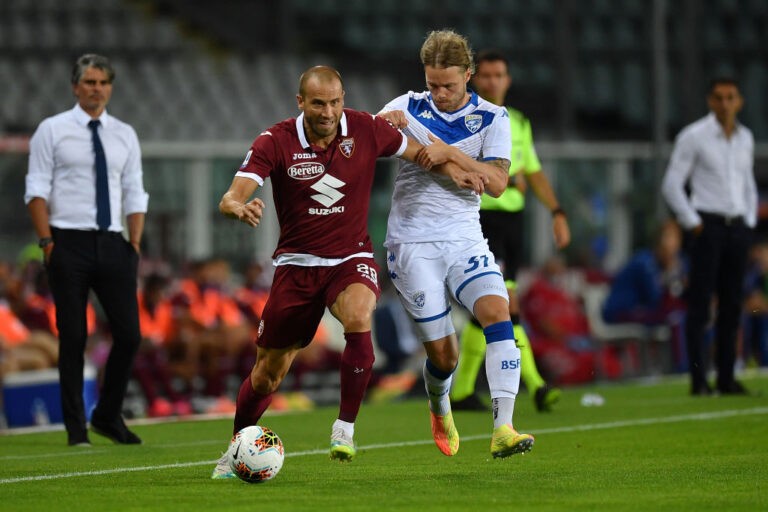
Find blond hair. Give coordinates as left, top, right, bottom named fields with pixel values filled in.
left=420, top=30, right=474, bottom=73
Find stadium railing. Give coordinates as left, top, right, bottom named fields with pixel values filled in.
left=1, top=140, right=767, bottom=272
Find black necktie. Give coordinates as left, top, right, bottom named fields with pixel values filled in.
left=88, top=120, right=111, bottom=230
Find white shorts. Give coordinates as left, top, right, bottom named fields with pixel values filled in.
left=385, top=239, right=508, bottom=342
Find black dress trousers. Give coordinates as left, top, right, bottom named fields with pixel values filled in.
left=47, top=228, right=141, bottom=438
left=684, top=212, right=752, bottom=390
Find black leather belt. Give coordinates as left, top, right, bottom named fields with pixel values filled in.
left=698, top=211, right=745, bottom=227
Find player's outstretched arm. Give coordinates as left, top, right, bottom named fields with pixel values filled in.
left=219, top=176, right=265, bottom=228
left=526, top=171, right=571, bottom=249
left=399, top=136, right=425, bottom=162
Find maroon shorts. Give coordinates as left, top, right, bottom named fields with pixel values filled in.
left=256, top=257, right=380, bottom=349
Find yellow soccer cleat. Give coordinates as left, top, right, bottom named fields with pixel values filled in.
left=330, top=426, right=356, bottom=462
left=429, top=407, right=459, bottom=456
left=490, top=424, right=534, bottom=458
left=211, top=452, right=235, bottom=479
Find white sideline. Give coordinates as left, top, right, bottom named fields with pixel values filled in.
left=1, top=406, right=767, bottom=485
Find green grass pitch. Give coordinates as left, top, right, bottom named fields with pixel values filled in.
left=1, top=373, right=766, bottom=512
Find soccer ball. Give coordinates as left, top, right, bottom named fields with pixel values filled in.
left=227, top=425, right=284, bottom=483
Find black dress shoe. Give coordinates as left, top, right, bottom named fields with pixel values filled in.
left=534, top=384, right=562, bottom=412
left=452, top=393, right=490, bottom=412
left=67, top=432, right=92, bottom=447
left=690, top=383, right=713, bottom=396
left=91, top=416, right=142, bottom=444
left=717, top=380, right=749, bottom=395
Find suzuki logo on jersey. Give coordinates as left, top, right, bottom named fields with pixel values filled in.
left=418, top=110, right=434, bottom=120
left=339, top=138, right=355, bottom=158
left=288, top=162, right=325, bottom=180
left=309, top=174, right=346, bottom=213
left=464, top=114, right=483, bottom=133
left=309, top=206, right=345, bottom=215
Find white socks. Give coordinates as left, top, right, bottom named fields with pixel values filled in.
left=423, top=359, right=454, bottom=416
left=484, top=322, right=520, bottom=428
left=332, top=418, right=354, bottom=439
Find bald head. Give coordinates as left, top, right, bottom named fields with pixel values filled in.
left=296, top=66, right=345, bottom=145
left=298, top=66, right=344, bottom=97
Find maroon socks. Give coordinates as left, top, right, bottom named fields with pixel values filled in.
left=338, top=331, right=375, bottom=423
left=232, top=376, right=272, bottom=434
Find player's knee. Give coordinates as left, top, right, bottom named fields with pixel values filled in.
left=473, top=297, right=510, bottom=327
left=430, top=352, right=458, bottom=373
left=251, top=369, right=283, bottom=395
left=340, top=307, right=373, bottom=333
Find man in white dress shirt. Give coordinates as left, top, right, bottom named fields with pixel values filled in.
left=662, top=77, right=757, bottom=396
left=25, top=54, right=149, bottom=445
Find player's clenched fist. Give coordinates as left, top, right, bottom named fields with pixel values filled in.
left=236, top=198, right=265, bottom=227
left=416, top=133, right=454, bottom=170
left=376, top=110, right=408, bottom=130
left=219, top=177, right=264, bottom=228
left=441, top=161, right=486, bottom=195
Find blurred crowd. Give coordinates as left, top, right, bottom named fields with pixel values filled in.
left=518, top=220, right=768, bottom=385
left=0, top=249, right=343, bottom=419
left=3, top=223, right=768, bottom=421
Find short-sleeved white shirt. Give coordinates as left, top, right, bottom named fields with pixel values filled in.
left=382, top=91, right=511, bottom=246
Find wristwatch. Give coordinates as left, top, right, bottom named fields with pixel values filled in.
left=38, top=237, right=54, bottom=249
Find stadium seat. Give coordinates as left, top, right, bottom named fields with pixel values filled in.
left=523, top=17, right=550, bottom=50
left=528, top=0, right=554, bottom=16
left=464, top=0, right=496, bottom=15
left=5, top=0, right=36, bottom=12
left=529, top=62, right=554, bottom=87
left=619, top=62, right=650, bottom=126
left=587, top=63, right=617, bottom=111
left=611, top=17, right=643, bottom=50
left=746, top=0, right=768, bottom=15
left=369, top=17, right=399, bottom=54
left=736, top=17, right=760, bottom=50
left=742, top=63, right=767, bottom=136
left=6, top=13, right=36, bottom=49
left=399, top=19, right=427, bottom=52
left=578, top=18, right=608, bottom=51
left=718, top=0, right=740, bottom=16
left=2, top=0, right=764, bottom=143
left=490, top=18, right=514, bottom=49
left=66, top=16, right=93, bottom=50
left=619, top=0, right=646, bottom=16
left=0, top=58, right=14, bottom=85
left=588, top=0, right=616, bottom=16
left=702, top=19, right=728, bottom=50
left=581, top=284, right=670, bottom=377
left=36, top=12, right=63, bottom=49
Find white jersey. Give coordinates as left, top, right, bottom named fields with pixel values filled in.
left=383, top=91, right=511, bottom=246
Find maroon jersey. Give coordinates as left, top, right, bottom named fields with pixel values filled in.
left=236, top=109, right=406, bottom=259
